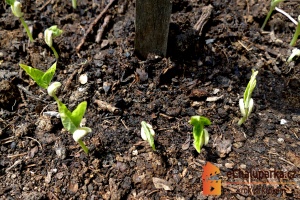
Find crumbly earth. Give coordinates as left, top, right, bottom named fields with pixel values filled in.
left=1, top=0, right=300, bottom=199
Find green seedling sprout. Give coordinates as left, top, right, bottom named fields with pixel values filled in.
left=44, top=25, right=63, bottom=59
left=20, top=61, right=91, bottom=154
left=261, top=0, right=285, bottom=30
left=48, top=82, right=91, bottom=154
left=19, top=62, right=56, bottom=89
left=72, top=0, right=77, bottom=9
left=290, top=16, right=300, bottom=47
left=189, top=116, right=211, bottom=153
left=238, top=70, right=258, bottom=126
left=141, top=121, right=155, bottom=150
left=5, top=0, right=34, bottom=42
left=287, top=48, right=300, bottom=62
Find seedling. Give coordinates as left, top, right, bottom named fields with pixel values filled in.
left=20, top=61, right=91, bottom=154
left=189, top=116, right=211, bottom=153
left=19, top=62, right=56, bottom=89
left=261, top=0, right=285, bottom=30
left=72, top=0, right=77, bottom=9
left=290, top=16, right=300, bottom=47
left=238, top=70, right=258, bottom=126
left=5, top=0, right=34, bottom=42
left=44, top=25, right=63, bottom=59
left=141, top=121, right=155, bottom=150
left=287, top=48, right=300, bottom=62
left=48, top=82, right=91, bottom=154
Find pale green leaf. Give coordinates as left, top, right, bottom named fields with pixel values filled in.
left=5, top=0, right=15, bottom=6
left=41, top=62, right=56, bottom=87
left=48, top=25, right=63, bottom=38
left=19, top=62, right=56, bottom=89
left=19, top=64, right=47, bottom=88
left=243, top=70, right=258, bottom=109
left=141, top=121, right=155, bottom=150
left=56, top=100, right=77, bottom=134
left=193, top=125, right=202, bottom=153
left=56, top=99, right=87, bottom=134
left=190, top=116, right=211, bottom=153
left=71, top=101, right=87, bottom=128
left=204, top=129, right=209, bottom=145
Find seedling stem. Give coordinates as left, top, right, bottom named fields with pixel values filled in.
left=261, top=0, right=285, bottom=30
left=290, top=16, right=300, bottom=47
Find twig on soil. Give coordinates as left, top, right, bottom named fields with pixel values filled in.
left=17, top=84, right=48, bottom=103
left=278, top=157, right=297, bottom=167
left=63, top=68, right=78, bottom=92
left=237, top=40, right=252, bottom=51
left=23, top=136, right=43, bottom=150
left=18, top=87, right=28, bottom=107
left=120, top=119, right=129, bottom=130
left=39, top=0, right=52, bottom=11
left=95, top=15, right=111, bottom=43
left=269, top=152, right=296, bottom=167
left=76, top=0, right=115, bottom=53
left=0, top=136, right=14, bottom=144
left=63, top=60, right=88, bottom=91
left=25, top=164, right=37, bottom=168
left=146, top=190, right=159, bottom=197
left=5, top=159, right=22, bottom=173
left=159, top=113, right=173, bottom=119
left=48, top=191, right=59, bottom=200
left=94, top=100, right=121, bottom=115
left=7, top=152, right=27, bottom=158
left=291, top=130, right=298, bottom=139
left=193, top=4, right=213, bottom=36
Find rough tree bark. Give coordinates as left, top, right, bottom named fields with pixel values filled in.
left=135, top=0, right=172, bottom=59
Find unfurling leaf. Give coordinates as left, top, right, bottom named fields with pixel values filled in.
left=141, top=121, right=156, bottom=150
left=19, top=62, right=57, bottom=89
left=189, top=116, right=211, bottom=153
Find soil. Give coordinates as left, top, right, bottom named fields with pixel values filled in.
left=1, top=0, right=300, bottom=199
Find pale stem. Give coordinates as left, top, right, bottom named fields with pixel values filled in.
left=50, top=46, right=59, bottom=59
left=19, top=17, right=34, bottom=42
left=78, top=139, right=89, bottom=154
left=275, top=7, right=298, bottom=25
left=72, top=0, right=77, bottom=9
left=290, top=22, right=300, bottom=46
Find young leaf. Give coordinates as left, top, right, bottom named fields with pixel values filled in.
left=56, top=100, right=88, bottom=134
left=48, top=25, right=63, bottom=38
left=190, top=116, right=211, bottom=127
left=243, top=70, right=258, bottom=109
left=189, top=116, right=211, bottom=153
left=192, top=123, right=203, bottom=153
left=19, top=62, right=56, bottom=89
left=141, top=121, right=156, bottom=150
left=42, top=62, right=57, bottom=86
left=57, top=100, right=77, bottom=134
left=5, top=0, right=15, bottom=6
left=71, top=101, right=87, bottom=128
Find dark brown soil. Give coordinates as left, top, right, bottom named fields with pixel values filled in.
left=1, top=0, right=300, bottom=199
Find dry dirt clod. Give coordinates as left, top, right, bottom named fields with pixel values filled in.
left=214, top=139, right=232, bottom=158
left=152, top=177, right=174, bottom=191
left=0, top=80, right=21, bottom=111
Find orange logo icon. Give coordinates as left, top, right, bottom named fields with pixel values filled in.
left=202, top=162, right=221, bottom=195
